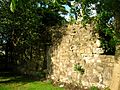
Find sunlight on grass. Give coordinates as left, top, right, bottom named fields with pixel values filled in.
left=0, top=81, right=64, bottom=90
left=0, top=77, right=64, bottom=90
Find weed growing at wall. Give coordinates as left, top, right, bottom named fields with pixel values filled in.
left=74, top=63, right=85, bottom=75
left=90, top=86, right=99, bottom=90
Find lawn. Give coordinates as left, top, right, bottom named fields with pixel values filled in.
left=0, top=75, right=64, bottom=90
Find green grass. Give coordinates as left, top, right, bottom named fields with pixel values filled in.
left=0, top=76, right=64, bottom=90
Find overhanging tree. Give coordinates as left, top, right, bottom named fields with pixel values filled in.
left=0, top=0, right=67, bottom=76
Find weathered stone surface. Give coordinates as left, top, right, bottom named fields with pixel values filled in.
left=110, top=45, right=120, bottom=90
left=48, top=24, right=115, bottom=88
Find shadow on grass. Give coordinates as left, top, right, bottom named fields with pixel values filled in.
left=0, top=71, right=45, bottom=85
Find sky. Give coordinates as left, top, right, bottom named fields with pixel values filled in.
left=61, top=5, right=71, bottom=21
left=60, top=5, right=76, bottom=21
left=61, top=3, right=97, bottom=21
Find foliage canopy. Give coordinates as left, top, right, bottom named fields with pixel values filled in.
left=0, top=0, right=67, bottom=75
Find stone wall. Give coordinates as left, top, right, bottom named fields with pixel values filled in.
left=48, top=24, right=115, bottom=88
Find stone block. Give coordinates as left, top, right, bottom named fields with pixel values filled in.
left=93, top=48, right=104, bottom=54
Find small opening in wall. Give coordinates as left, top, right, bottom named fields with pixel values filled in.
left=99, top=31, right=116, bottom=55
left=102, top=46, right=115, bottom=55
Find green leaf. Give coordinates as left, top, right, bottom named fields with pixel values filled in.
left=10, top=0, right=17, bottom=12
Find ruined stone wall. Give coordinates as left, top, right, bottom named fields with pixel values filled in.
left=48, top=24, right=115, bottom=88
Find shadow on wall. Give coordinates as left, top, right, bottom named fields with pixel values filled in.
left=46, top=25, right=68, bottom=76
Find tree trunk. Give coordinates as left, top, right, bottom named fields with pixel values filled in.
left=110, top=12, right=120, bottom=90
